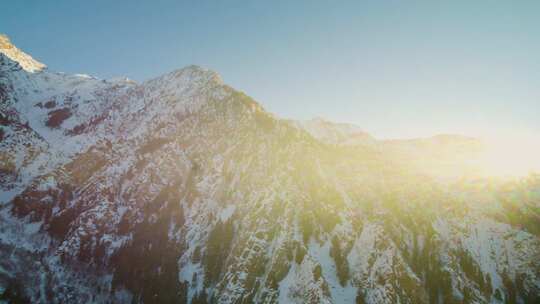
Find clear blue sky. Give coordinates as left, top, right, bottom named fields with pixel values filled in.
left=2, top=0, right=539, bottom=140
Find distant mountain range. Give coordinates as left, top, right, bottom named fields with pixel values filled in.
left=1, top=34, right=539, bottom=303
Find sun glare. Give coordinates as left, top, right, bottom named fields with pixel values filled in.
left=478, top=136, right=540, bottom=178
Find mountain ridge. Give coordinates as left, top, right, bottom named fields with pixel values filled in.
left=0, top=35, right=539, bottom=304
left=0, top=34, right=46, bottom=73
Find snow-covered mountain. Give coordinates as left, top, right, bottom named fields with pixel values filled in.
left=1, top=34, right=539, bottom=304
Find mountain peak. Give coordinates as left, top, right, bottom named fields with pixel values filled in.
left=144, top=64, right=224, bottom=92
left=172, top=64, right=223, bottom=84
left=0, top=34, right=46, bottom=72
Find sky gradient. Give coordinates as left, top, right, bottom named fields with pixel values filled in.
left=2, top=0, right=539, bottom=140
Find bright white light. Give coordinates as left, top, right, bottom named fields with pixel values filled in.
left=478, top=134, right=540, bottom=178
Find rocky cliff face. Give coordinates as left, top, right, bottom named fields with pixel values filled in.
left=0, top=35, right=539, bottom=304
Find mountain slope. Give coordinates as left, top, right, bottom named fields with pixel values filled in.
left=1, top=35, right=539, bottom=304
